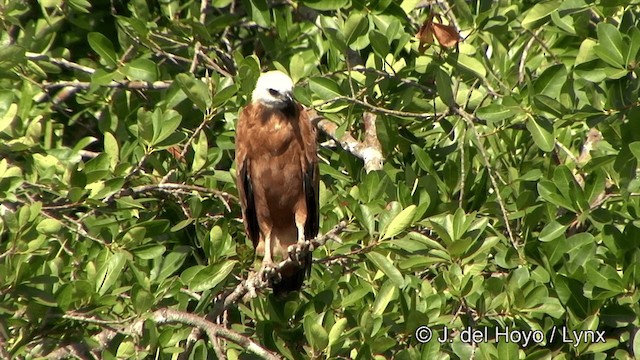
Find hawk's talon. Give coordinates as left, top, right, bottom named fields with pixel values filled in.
left=261, top=262, right=280, bottom=283
left=288, top=240, right=311, bottom=263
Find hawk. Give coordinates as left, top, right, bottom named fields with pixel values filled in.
left=235, top=70, right=319, bottom=296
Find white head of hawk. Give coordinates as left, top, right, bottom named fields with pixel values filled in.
left=251, top=70, right=295, bottom=110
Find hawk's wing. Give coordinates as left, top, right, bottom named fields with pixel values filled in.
left=235, top=105, right=260, bottom=248
left=302, top=106, right=320, bottom=241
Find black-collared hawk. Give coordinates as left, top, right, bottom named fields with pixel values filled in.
left=235, top=70, right=319, bottom=296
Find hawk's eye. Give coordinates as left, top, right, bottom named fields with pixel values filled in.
left=268, top=89, right=279, bottom=96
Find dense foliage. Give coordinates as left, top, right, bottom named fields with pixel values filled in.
left=1, top=0, right=640, bottom=358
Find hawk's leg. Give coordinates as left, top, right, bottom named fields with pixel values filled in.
left=288, top=217, right=313, bottom=263
left=261, top=232, right=280, bottom=283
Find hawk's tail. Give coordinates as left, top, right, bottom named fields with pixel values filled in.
left=272, top=252, right=312, bottom=297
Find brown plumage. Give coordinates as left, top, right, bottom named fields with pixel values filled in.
left=235, top=71, right=319, bottom=296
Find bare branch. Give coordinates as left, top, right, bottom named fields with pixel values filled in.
left=309, top=110, right=384, bottom=173
left=153, top=308, right=280, bottom=360
left=362, top=112, right=384, bottom=172
left=26, top=52, right=96, bottom=74
left=41, top=80, right=172, bottom=91
left=46, top=308, right=280, bottom=360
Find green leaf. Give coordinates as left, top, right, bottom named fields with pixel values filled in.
left=538, top=221, right=567, bottom=242
left=0, top=103, right=17, bottom=133
left=151, top=109, right=182, bottom=146
left=212, top=83, right=238, bottom=107
left=249, top=0, right=270, bottom=27
left=435, top=68, right=454, bottom=108
left=629, top=142, right=640, bottom=161
left=342, top=286, right=371, bottom=307
left=96, top=251, right=127, bottom=296
left=533, top=95, right=566, bottom=118
left=302, top=0, right=349, bottom=11
left=626, top=27, right=640, bottom=65
left=632, top=329, right=640, bottom=360
left=103, top=132, right=119, bottom=170
left=366, top=252, right=404, bottom=287
left=456, top=54, right=486, bottom=78
left=594, top=23, right=625, bottom=68
left=174, top=73, right=211, bottom=112
left=123, top=58, right=158, bottom=82
left=380, top=204, right=416, bottom=240
left=132, top=286, right=154, bottom=314
left=192, top=131, right=208, bottom=172
left=369, top=30, right=390, bottom=57
left=586, top=264, right=624, bottom=293
left=497, top=338, right=519, bottom=360
left=328, top=318, right=347, bottom=348
left=68, top=0, right=91, bottom=13
left=189, top=261, right=237, bottom=292
left=533, top=64, right=567, bottom=98
left=131, top=244, right=166, bottom=259
left=343, top=12, right=368, bottom=46
left=152, top=246, right=190, bottom=282
left=537, top=181, right=575, bottom=211
left=36, top=218, right=62, bottom=234
left=476, top=103, right=518, bottom=123
left=304, top=314, right=329, bottom=351
left=0, top=45, right=26, bottom=69
left=521, top=0, right=561, bottom=29
left=526, top=116, right=555, bottom=152
left=371, top=280, right=397, bottom=317
left=87, top=32, right=118, bottom=68
left=309, top=77, right=342, bottom=101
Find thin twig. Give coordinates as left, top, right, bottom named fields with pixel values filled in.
left=453, top=107, right=520, bottom=254
left=40, top=210, right=108, bottom=247
left=518, top=29, right=542, bottom=83
left=119, top=183, right=237, bottom=205
left=312, top=96, right=438, bottom=119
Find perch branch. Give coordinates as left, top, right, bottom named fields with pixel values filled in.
left=213, top=221, right=349, bottom=314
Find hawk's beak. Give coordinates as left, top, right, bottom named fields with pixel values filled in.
left=284, top=92, right=295, bottom=108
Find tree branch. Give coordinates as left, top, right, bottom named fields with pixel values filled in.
left=309, top=110, right=384, bottom=172
left=213, top=221, right=348, bottom=313
left=26, top=52, right=96, bottom=74
left=153, top=308, right=280, bottom=360
left=41, top=80, right=172, bottom=91
left=46, top=308, right=280, bottom=360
